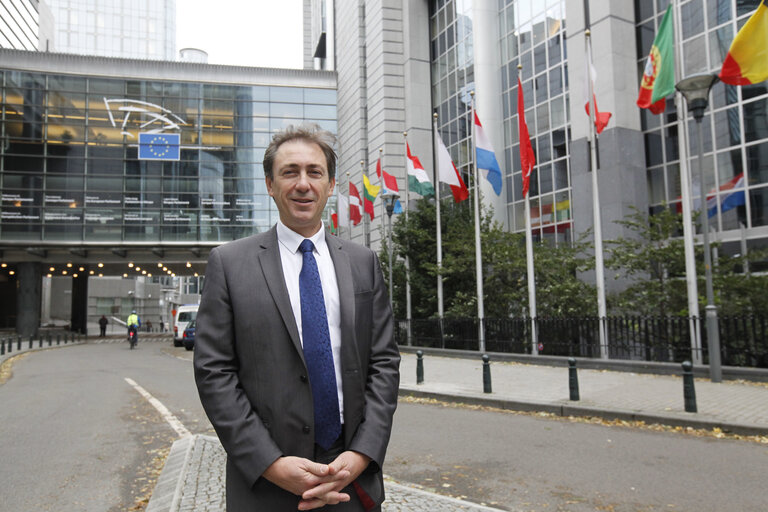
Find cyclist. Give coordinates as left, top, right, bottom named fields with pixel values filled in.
left=126, top=310, right=141, bottom=348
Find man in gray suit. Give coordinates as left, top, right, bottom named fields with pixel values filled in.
left=194, top=124, right=400, bottom=511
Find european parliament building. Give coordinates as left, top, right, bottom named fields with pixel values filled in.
left=0, top=50, right=335, bottom=333
left=2, top=0, right=768, bottom=334
left=317, top=0, right=768, bottom=275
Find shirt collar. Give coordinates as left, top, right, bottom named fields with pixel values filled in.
left=276, top=219, right=327, bottom=254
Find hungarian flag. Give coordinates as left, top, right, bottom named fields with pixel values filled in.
left=348, top=182, right=363, bottom=226
left=363, top=175, right=380, bottom=219
left=584, top=41, right=612, bottom=134
left=435, top=129, right=469, bottom=203
left=517, top=77, right=536, bottom=198
left=719, top=1, right=768, bottom=85
left=637, top=4, right=675, bottom=115
left=406, top=142, right=435, bottom=197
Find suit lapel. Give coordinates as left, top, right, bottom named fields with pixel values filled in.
left=258, top=227, right=304, bottom=364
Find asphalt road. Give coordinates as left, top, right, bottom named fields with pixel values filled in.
left=1, top=340, right=767, bottom=512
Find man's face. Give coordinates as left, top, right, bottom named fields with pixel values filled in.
left=266, top=139, right=335, bottom=238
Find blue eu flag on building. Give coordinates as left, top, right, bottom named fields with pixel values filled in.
left=139, top=133, right=180, bottom=160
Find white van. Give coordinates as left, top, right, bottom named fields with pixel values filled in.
left=173, top=304, right=199, bottom=347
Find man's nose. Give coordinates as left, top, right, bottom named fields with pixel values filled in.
left=296, top=170, right=311, bottom=189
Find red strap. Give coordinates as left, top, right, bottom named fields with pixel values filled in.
left=352, top=480, right=376, bottom=511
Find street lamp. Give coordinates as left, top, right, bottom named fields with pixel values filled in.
left=676, top=73, right=722, bottom=382
left=381, top=190, right=400, bottom=307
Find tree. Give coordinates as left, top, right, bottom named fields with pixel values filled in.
left=381, top=197, right=596, bottom=319
left=606, top=205, right=768, bottom=317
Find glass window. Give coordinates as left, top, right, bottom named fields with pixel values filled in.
left=746, top=141, right=768, bottom=185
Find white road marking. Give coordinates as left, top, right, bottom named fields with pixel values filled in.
left=124, top=377, right=192, bottom=438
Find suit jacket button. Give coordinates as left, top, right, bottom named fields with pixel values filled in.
left=300, top=374, right=308, bottom=383
left=303, top=425, right=311, bottom=434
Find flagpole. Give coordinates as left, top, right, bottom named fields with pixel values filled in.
left=362, top=159, right=370, bottom=248
left=519, top=65, right=538, bottom=355
left=379, top=147, right=386, bottom=246
left=432, top=113, right=445, bottom=322
left=403, top=131, right=413, bottom=346
left=469, top=92, right=486, bottom=353
left=584, top=27, right=608, bottom=359
left=672, top=0, right=703, bottom=365
left=346, top=171, right=351, bottom=240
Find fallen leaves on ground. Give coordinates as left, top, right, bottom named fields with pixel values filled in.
left=400, top=395, right=768, bottom=444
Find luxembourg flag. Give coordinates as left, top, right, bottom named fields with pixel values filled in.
left=474, top=112, right=503, bottom=196
left=707, top=172, right=746, bottom=218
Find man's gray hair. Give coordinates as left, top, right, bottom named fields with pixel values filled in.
left=263, top=124, right=337, bottom=180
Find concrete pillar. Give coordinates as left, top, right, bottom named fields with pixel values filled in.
left=70, top=267, right=89, bottom=335
left=473, top=0, right=507, bottom=229
left=16, top=262, right=42, bottom=337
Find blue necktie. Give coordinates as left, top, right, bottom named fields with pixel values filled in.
left=298, top=239, right=341, bottom=450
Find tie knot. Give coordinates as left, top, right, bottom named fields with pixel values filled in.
left=299, top=239, right=315, bottom=254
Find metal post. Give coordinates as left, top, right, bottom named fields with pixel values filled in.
left=682, top=360, right=697, bottom=413
left=482, top=354, right=492, bottom=393
left=694, top=119, right=722, bottom=383
left=416, top=350, right=424, bottom=384
left=568, top=357, right=580, bottom=401
left=17, top=336, right=21, bottom=350
left=29, top=336, right=33, bottom=349
left=1, top=339, right=5, bottom=355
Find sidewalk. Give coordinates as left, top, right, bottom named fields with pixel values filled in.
left=147, top=350, right=768, bottom=512
left=398, top=351, right=768, bottom=436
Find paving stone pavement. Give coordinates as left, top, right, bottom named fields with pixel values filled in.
left=147, top=435, right=505, bottom=512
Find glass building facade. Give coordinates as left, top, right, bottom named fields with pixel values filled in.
left=430, top=0, right=572, bottom=245
left=47, top=0, right=176, bottom=60
left=0, top=0, right=40, bottom=50
left=0, top=67, right=337, bottom=244
left=638, top=0, right=768, bottom=239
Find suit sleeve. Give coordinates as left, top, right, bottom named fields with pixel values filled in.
left=193, top=247, right=283, bottom=486
left=348, top=251, right=401, bottom=470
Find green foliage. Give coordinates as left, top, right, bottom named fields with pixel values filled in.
left=379, top=197, right=596, bottom=319
left=606, top=205, right=768, bottom=317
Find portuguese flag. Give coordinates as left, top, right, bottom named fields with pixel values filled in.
left=719, top=1, right=768, bottom=86
left=637, top=4, right=675, bottom=115
left=362, top=174, right=379, bottom=220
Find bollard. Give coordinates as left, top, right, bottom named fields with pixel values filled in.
left=416, top=350, right=424, bottom=384
left=1, top=339, right=5, bottom=355
left=568, top=357, right=580, bottom=401
left=682, top=360, right=697, bottom=413
left=482, top=354, right=492, bottom=393
left=56, top=334, right=61, bottom=345
left=47, top=333, right=52, bottom=346
left=39, top=336, right=43, bottom=348
left=29, top=336, right=33, bottom=349
left=7, top=338, right=11, bottom=353
left=17, top=336, right=22, bottom=350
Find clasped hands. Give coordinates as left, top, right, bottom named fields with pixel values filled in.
left=263, top=450, right=371, bottom=510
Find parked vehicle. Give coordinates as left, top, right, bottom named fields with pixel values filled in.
left=182, top=320, right=196, bottom=351
left=173, top=304, right=198, bottom=347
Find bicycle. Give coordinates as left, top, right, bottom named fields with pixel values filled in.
left=128, top=326, right=138, bottom=349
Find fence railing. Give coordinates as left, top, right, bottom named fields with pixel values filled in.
left=394, top=315, right=768, bottom=368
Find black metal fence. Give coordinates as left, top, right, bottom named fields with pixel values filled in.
left=394, top=315, right=768, bottom=368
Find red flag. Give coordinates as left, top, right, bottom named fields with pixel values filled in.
left=330, top=213, right=338, bottom=234
left=517, top=77, right=536, bottom=198
left=382, top=170, right=399, bottom=193
left=585, top=98, right=612, bottom=134
left=376, top=157, right=382, bottom=178
left=348, top=182, right=363, bottom=226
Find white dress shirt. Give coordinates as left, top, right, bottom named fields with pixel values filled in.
left=276, top=220, right=344, bottom=423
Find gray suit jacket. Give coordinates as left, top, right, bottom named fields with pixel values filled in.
left=194, top=227, right=400, bottom=510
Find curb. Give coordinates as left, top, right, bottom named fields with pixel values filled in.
left=146, top=434, right=197, bottom=512
left=398, top=386, right=768, bottom=437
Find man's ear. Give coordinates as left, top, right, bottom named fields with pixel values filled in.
left=328, top=177, right=336, bottom=195
left=265, top=176, right=273, bottom=197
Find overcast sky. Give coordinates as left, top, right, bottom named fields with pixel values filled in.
left=176, top=1, right=304, bottom=68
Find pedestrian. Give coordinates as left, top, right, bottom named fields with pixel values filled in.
left=160, top=319, right=165, bottom=332
left=194, top=124, right=400, bottom=511
left=146, top=319, right=153, bottom=333
left=98, top=315, right=108, bottom=337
